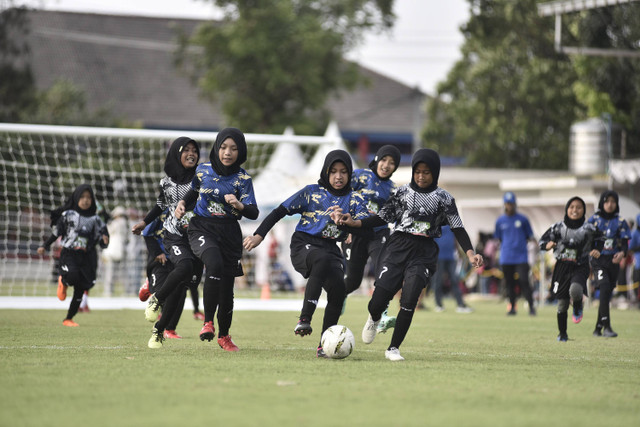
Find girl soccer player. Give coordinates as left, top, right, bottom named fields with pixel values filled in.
left=176, top=127, right=258, bottom=352
left=38, top=184, right=109, bottom=327
left=243, top=149, right=371, bottom=358
left=539, top=197, right=603, bottom=341
left=336, top=148, right=483, bottom=361
left=342, top=145, right=401, bottom=332
left=587, top=190, right=630, bottom=338
left=132, top=136, right=203, bottom=349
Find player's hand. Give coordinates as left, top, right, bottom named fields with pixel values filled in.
left=329, top=206, right=344, bottom=224
left=102, top=235, right=109, bottom=245
left=612, top=251, right=624, bottom=264
left=175, top=200, right=186, bottom=219
left=345, top=234, right=352, bottom=245
left=545, top=241, right=556, bottom=250
left=468, top=253, right=483, bottom=268
left=243, top=235, right=263, bottom=251
left=590, top=249, right=601, bottom=259
left=339, top=213, right=356, bottom=227
left=131, top=221, right=146, bottom=235
left=225, top=194, right=243, bottom=210
left=37, top=247, right=46, bottom=255
left=155, top=253, right=167, bottom=265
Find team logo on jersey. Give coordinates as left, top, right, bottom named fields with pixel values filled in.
left=178, top=211, right=195, bottom=229
left=515, top=220, right=522, bottom=228
left=321, top=223, right=341, bottom=239
left=214, top=188, right=219, bottom=195
left=207, top=201, right=225, bottom=216
left=367, top=200, right=379, bottom=214
left=73, top=236, right=88, bottom=250
left=407, top=221, right=431, bottom=236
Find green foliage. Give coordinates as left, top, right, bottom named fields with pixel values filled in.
left=423, top=0, right=640, bottom=169
left=176, top=0, right=394, bottom=134
left=1, top=299, right=639, bottom=426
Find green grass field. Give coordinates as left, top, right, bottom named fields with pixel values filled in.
left=1, top=297, right=638, bottom=427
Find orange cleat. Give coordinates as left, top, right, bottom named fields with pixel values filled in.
left=163, top=330, right=182, bottom=339
left=57, top=276, right=68, bottom=301
left=62, top=319, right=79, bottom=327
left=217, top=335, right=239, bottom=352
left=199, top=321, right=215, bottom=342
left=193, top=311, right=205, bottom=321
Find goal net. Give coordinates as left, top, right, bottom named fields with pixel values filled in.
left=0, top=123, right=340, bottom=297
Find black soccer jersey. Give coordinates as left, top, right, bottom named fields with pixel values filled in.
left=539, top=221, right=601, bottom=265
left=52, top=210, right=107, bottom=251
left=155, top=176, right=194, bottom=236
left=378, top=185, right=464, bottom=237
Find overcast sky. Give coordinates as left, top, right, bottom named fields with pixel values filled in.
left=19, top=0, right=470, bottom=95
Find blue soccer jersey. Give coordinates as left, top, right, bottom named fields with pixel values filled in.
left=587, top=213, right=631, bottom=256
left=494, top=213, right=534, bottom=265
left=351, top=168, right=395, bottom=233
left=281, top=184, right=370, bottom=240
left=191, top=162, right=257, bottom=220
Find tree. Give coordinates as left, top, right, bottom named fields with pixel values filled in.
left=423, top=0, right=639, bottom=169
left=176, top=0, right=394, bottom=134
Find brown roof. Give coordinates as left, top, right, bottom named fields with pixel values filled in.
left=24, top=10, right=425, bottom=135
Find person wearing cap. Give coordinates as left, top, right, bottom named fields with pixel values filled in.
left=494, top=191, right=537, bottom=316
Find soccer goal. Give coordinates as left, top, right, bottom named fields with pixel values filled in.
left=0, top=123, right=341, bottom=297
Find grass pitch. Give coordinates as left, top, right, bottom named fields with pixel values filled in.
left=1, top=297, right=638, bottom=427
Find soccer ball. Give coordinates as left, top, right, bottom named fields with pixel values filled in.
left=320, top=325, right=355, bottom=359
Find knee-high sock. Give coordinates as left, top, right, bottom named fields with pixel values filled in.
left=217, top=276, right=235, bottom=337
left=557, top=311, right=568, bottom=336
left=389, top=308, right=415, bottom=349
left=300, top=275, right=323, bottom=321
left=66, top=285, right=84, bottom=320
left=597, top=282, right=613, bottom=328
left=165, top=285, right=187, bottom=331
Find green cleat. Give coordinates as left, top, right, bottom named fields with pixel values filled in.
left=145, top=294, right=162, bottom=323
left=377, top=310, right=396, bottom=334
left=148, top=328, right=164, bottom=349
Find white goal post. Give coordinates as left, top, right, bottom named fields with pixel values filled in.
left=0, top=123, right=340, bottom=297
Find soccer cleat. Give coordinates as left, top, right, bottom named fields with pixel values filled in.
left=385, top=347, right=405, bottom=361
left=193, top=311, right=205, bottom=321
left=62, top=319, right=79, bottom=327
left=602, top=327, right=618, bottom=338
left=377, top=311, right=396, bottom=334
left=316, top=346, right=329, bottom=358
left=148, top=328, right=164, bottom=349
left=362, top=315, right=380, bottom=344
left=163, top=330, right=182, bottom=339
left=144, top=294, right=161, bottom=322
left=57, top=276, right=67, bottom=301
left=557, top=333, right=568, bottom=342
left=529, top=307, right=537, bottom=316
left=572, top=309, right=583, bottom=324
left=593, top=327, right=603, bottom=337
left=139, top=279, right=151, bottom=302
left=217, top=335, right=239, bottom=352
left=199, top=321, right=215, bottom=342
left=434, top=305, right=445, bottom=313
left=507, top=303, right=516, bottom=316
left=294, top=318, right=312, bottom=337
left=456, top=306, right=473, bottom=314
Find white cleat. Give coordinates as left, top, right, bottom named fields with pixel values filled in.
left=362, top=315, right=380, bottom=344
left=385, top=347, right=404, bottom=361
left=144, top=294, right=161, bottom=322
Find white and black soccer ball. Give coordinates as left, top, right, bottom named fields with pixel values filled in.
left=320, top=325, right=355, bottom=359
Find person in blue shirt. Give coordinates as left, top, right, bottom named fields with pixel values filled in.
left=432, top=225, right=472, bottom=313
left=629, top=213, right=640, bottom=309
left=176, top=127, right=259, bottom=352
left=494, top=191, right=537, bottom=316
left=342, top=145, right=401, bottom=332
left=243, top=149, right=371, bottom=358
left=587, top=190, right=631, bottom=337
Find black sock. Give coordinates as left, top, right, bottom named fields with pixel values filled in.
left=389, top=308, right=415, bottom=349
left=557, top=312, right=567, bottom=336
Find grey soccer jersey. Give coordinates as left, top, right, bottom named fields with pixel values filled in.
left=156, top=176, right=193, bottom=236
left=53, top=211, right=107, bottom=250
left=539, top=221, right=600, bottom=265
left=377, top=185, right=463, bottom=237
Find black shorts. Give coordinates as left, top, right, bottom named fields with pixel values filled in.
left=163, top=232, right=196, bottom=265
left=373, top=231, right=439, bottom=295
left=146, top=260, right=173, bottom=294
left=549, top=260, right=590, bottom=299
left=59, top=249, right=96, bottom=290
left=342, top=228, right=388, bottom=272
left=290, top=231, right=344, bottom=279
left=590, top=254, right=619, bottom=290
left=188, top=215, right=244, bottom=277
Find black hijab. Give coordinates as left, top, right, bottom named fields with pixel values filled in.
left=164, top=137, right=200, bottom=184
left=369, top=145, right=401, bottom=180
left=563, top=196, right=586, bottom=229
left=596, top=190, right=619, bottom=220
left=210, top=127, right=247, bottom=176
left=410, top=148, right=440, bottom=193
left=318, top=149, right=353, bottom=197
left=50, top=183, right=97, bottom=226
